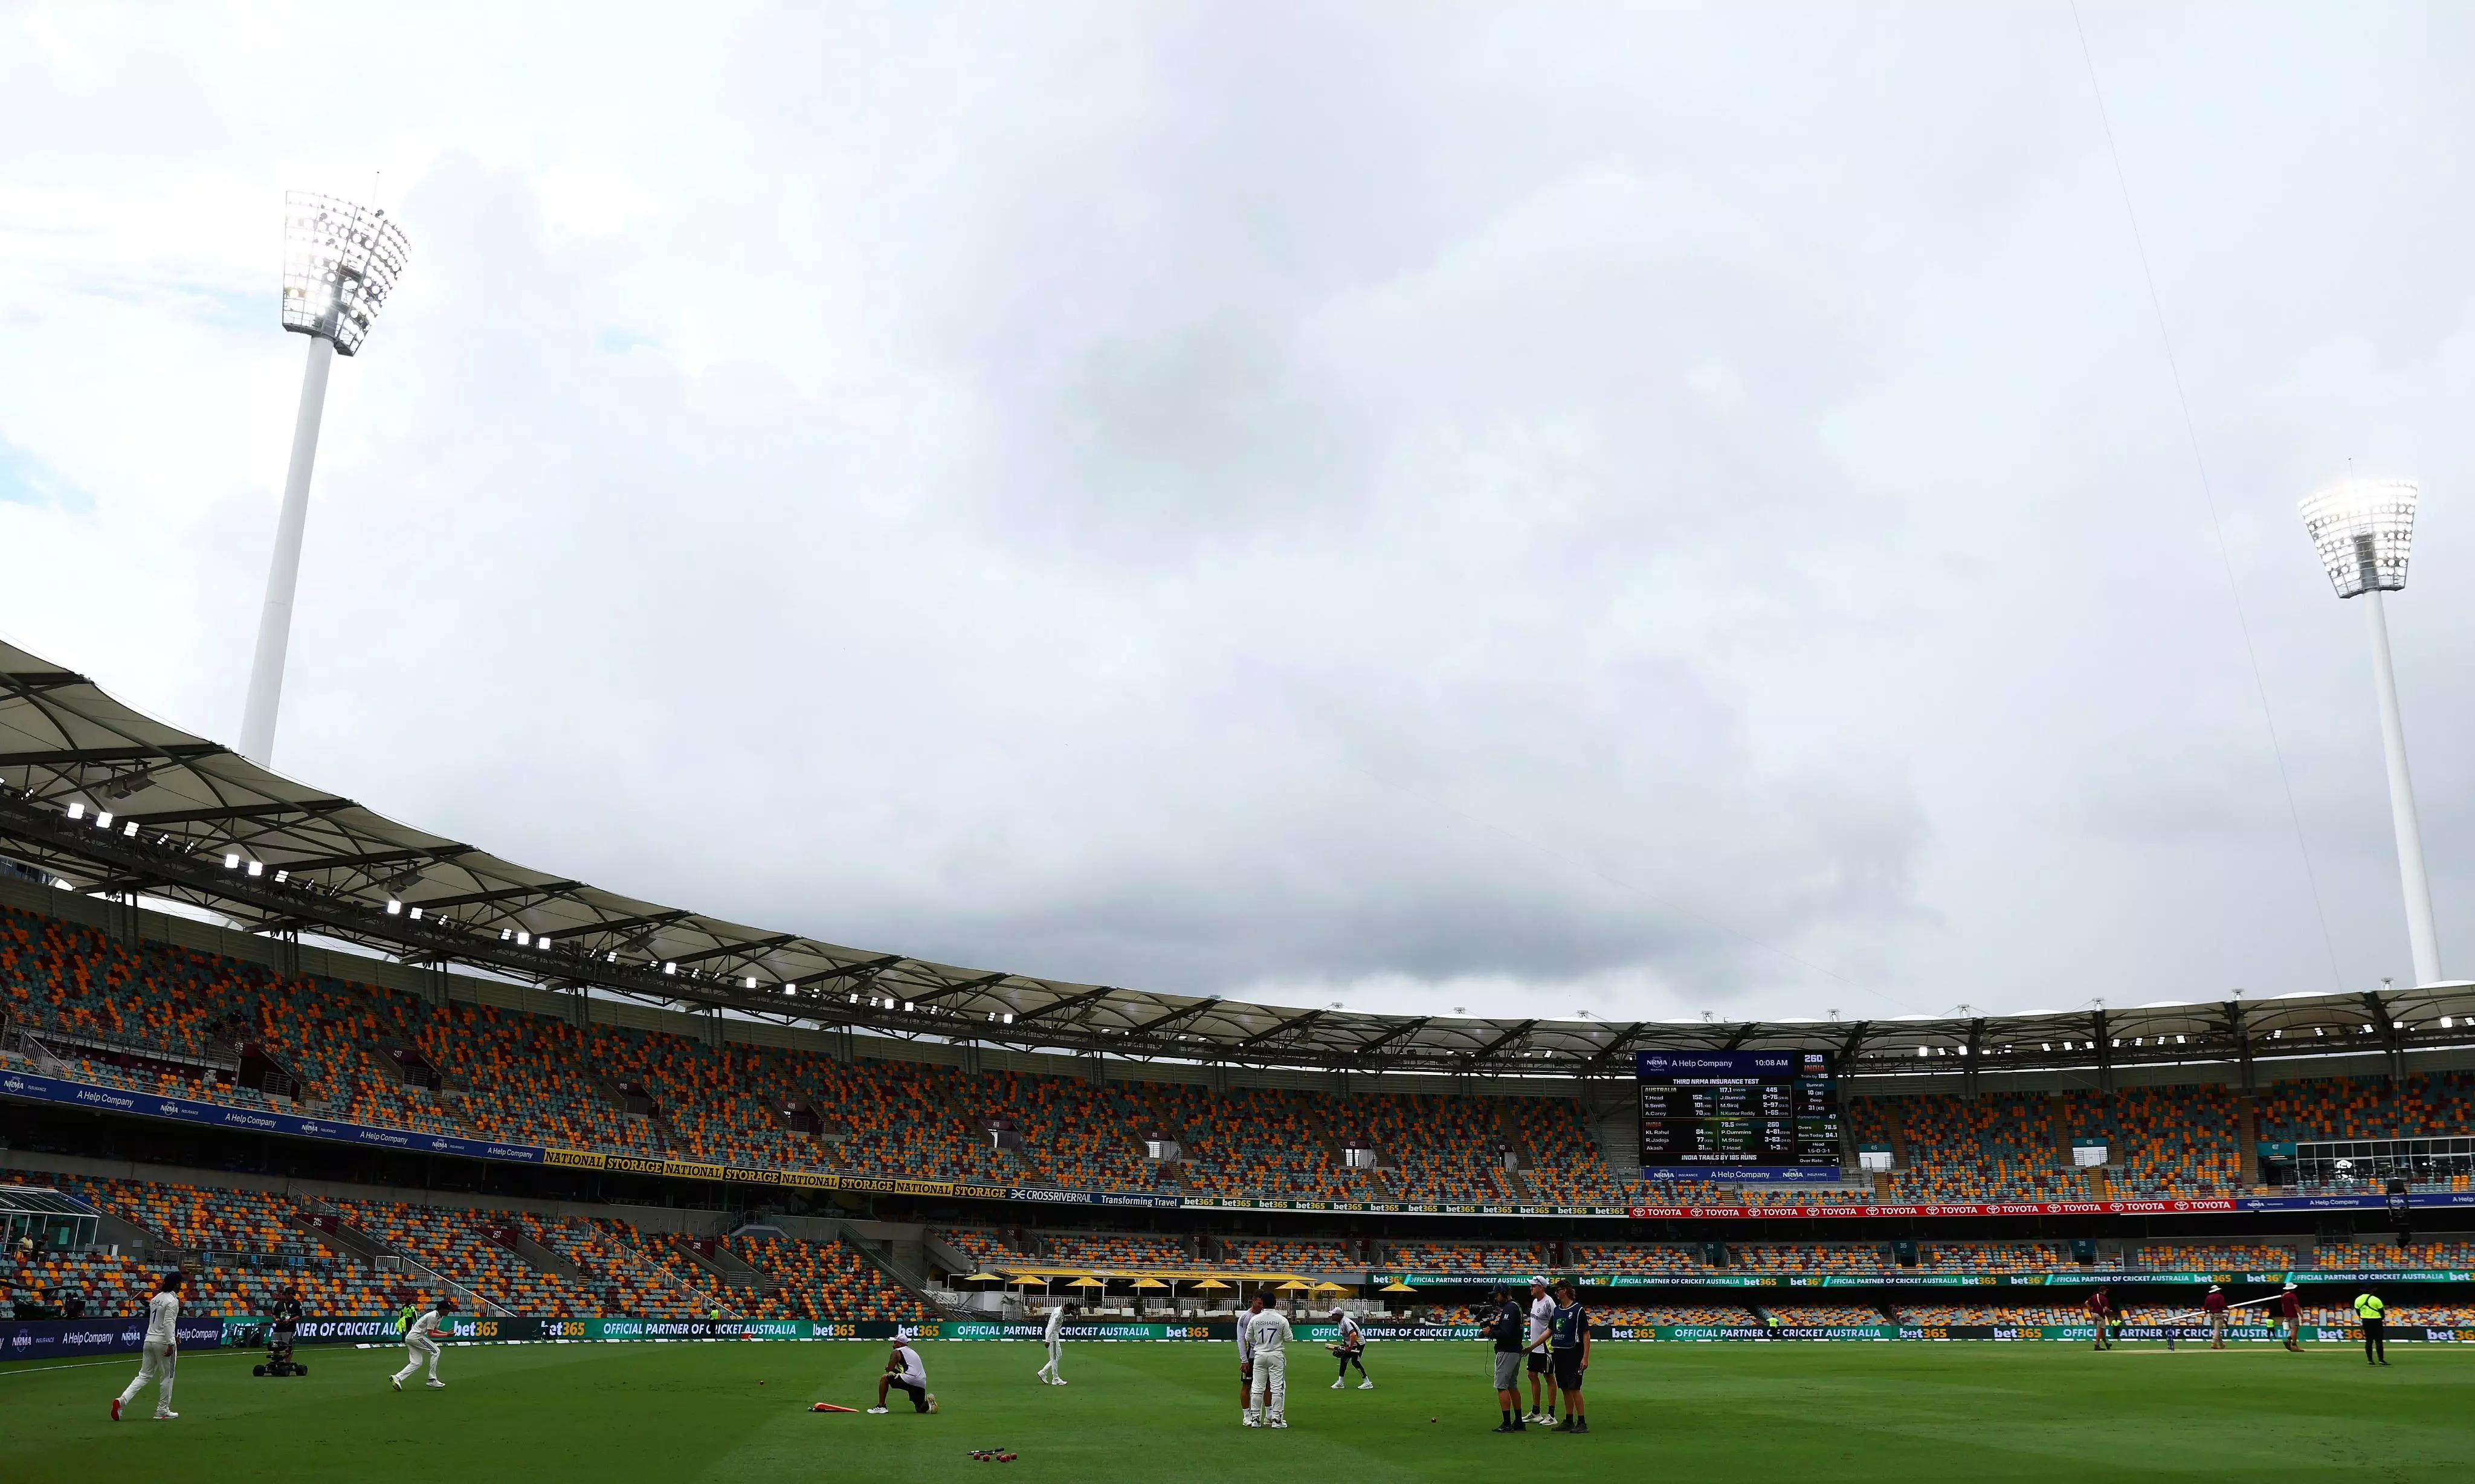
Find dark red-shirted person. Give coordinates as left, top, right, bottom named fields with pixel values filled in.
left=2202, top=1285, right=2230, bottom=1350
left=2085, top=1288, right=2111, bottom=1351
left=2277, top=1282, right=2303, bottom=1352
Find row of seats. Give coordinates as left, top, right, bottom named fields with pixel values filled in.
left=9, top=903, right=2474, bottom=1205
left=1386, top=1242, right=1549, bottom=1273
left=1757, top=1303, right=1885, bottom=1325
left=1224, top=1239, right=1357, bottom=1269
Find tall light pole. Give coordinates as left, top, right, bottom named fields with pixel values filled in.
left=237, top=192, right=410, bottom=767
left=2299, top=477, right=2442, bottom=987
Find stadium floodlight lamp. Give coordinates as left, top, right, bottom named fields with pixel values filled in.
left=239, top=192, right=411, bottom=769
left=2299, top=476, right=2441, bottom=987
left=281, top=193, right=410, bottom=356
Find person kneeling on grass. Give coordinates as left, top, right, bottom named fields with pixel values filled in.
left=871, top=1339, right=937, bottom=1413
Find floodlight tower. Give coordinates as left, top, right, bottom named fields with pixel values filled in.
left=2299, top=477, right=2442, bottom=986
left=237, top=192, right=410, bottom=767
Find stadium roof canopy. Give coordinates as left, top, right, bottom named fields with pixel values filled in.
left=5, top=639, right=2474, bottom=1083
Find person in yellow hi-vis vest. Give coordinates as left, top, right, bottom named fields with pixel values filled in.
left=2354, top=1290, right=2387, bottom=1366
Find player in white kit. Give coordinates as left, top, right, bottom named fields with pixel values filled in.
left=112, top=1270, right=186, bottom=1421
left=1328, top=1307, right=1371, bottom=1388
left=1242, top=1292, right=1292, bottom=1428
left=1036, top=1301, right=1073, bottom=1384
left=1524, top=1277, right=1557, bottom=1424
left=391, top=1295, right=454, bottom=1390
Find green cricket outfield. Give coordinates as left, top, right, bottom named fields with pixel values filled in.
left=5, top=1338, right=2468, bottom=1482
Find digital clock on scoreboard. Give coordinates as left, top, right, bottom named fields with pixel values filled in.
left=1636, top=1050, right=1840, bottom=1175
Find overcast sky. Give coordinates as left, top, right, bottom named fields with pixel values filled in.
left=5, top=2, right=2474, bottom=1027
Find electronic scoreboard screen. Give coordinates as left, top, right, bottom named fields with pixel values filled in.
left=1636, top=1050, right=1839, bottom=1173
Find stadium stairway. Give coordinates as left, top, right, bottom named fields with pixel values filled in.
left=301, top=1195, right=514, bottom=1317
left=670, top=1234, right=781, bottom=1296
left=836, top=1227, right=941, bottom=1309
left=1493, top=1101, right=1540, bottom=1201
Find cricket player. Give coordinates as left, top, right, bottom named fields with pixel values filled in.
left=1524, top=1276, right=1556, bottom=1424
left=870, top=1338, right=937, bottom=1412
left=1328, top=1307, right=1371, bottom=1389
left=392, top=1295, right=455, bottom=1390
left=1243, top=1292, right=1292, bottom=1428
left=2278, top=1282, right=2303, bottom=1352
left=1036, top=1301, right=1073, bottom=1385
left=2203, top=1285, right=2228, bottom=1350
left=111, top=1270, right=186, bottom=1421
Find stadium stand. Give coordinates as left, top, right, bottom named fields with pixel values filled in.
left=938, top=1228, right=1030, bottom=1268
left=1222, top=1238, right=1355, bottom=1270
left=1897, top=1305, right=2094, bottom=1326
left=2316, top=1241, right=2475, bottom=1268
left=1595, top=1305, right=1758, bottom=1326
left=2137, top=1244, right=2297, bottom=1271
left=1176, top=1087, right=1365, bottom=1201
left=1506, top=1098, right=1625, bottom=1203
left=1732, top=1244, right=1880, bottom=1274
left=13, top=898, right=2475, bottom=1262
left=1387, top=1242, right=1547, bottom=1274
left=333, top=1198, right=594, bottom=1315
left=1570, top=1244, right=1707, bottom=1275
left=1761, top=1303, right=1888, bottom=1325
left=1039, top=1234, right=1196, bottom=1269
left=515, top=1215, right=703, bottom=1319
left=729, top=1234, right=929, bottom=1323
left=1360, top=1093, right=1515, bottom=1204
left=1919, top=1242, right=2072, bottom=1273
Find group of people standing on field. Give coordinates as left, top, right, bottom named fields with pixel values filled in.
left=2082, top=1282, right=2395, bottom=1362
left=1489, top=1276, right=1589, bottom=1434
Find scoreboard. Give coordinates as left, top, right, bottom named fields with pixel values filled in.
left=1636, top=1050, right=1840, bottom=1174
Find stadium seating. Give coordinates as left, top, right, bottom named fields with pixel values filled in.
left=1221, top=1238, right=1355, bottom=1270
left=728, top=1234, right=929, bottom=1323
left=514, top=1215, right=708, bottom=1318
left=334, top=1198, right=596, bottom=1315
left=9, top=901, right=2475, bottom=1215
left=1569, top=1244, right=1707, bottom=1275
left=2316, top=1241, right=2475, bottom=1269
left=1732, top=1244, right=1880, bottom=1274
left=1760, top=1303, right=1886, bottom=1325
left=938, top=1229, right=1030, bottom=1268
left=2137, top=1244, right=2295, bottom=1271
left=1896, top=1305, right=2091, bottom=1326
left=1036, top=1234, right=1196, bottom=1269
left=1594, top=1304, right=1757, bottom=1326
left=1386, top=1242, right=1547, bottom=1274
left=1508, top=1098, right=1626, bottom=1202
left=1358, top=1094, right=1515, bottom=1204
left=1177, top=1086, right=1366, bottom=1201
left=1919, top=1242, right=2071, bottom=1273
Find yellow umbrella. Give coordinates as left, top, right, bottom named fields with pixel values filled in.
left=1310, top=1281, right=1349, bottom=1292
left=1195, top=1279, right=1232, bottom=1291
left=1380, top=1280, right=1416, bottom=1292
left=1132, top=1277, right=1169, bottom=1289
left=1071, top=1275, right=1106, bottom=1288
left=1276, top=1279, right=1311, bottom=1291
left=964, top=1271, right=1005, bottom=1283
